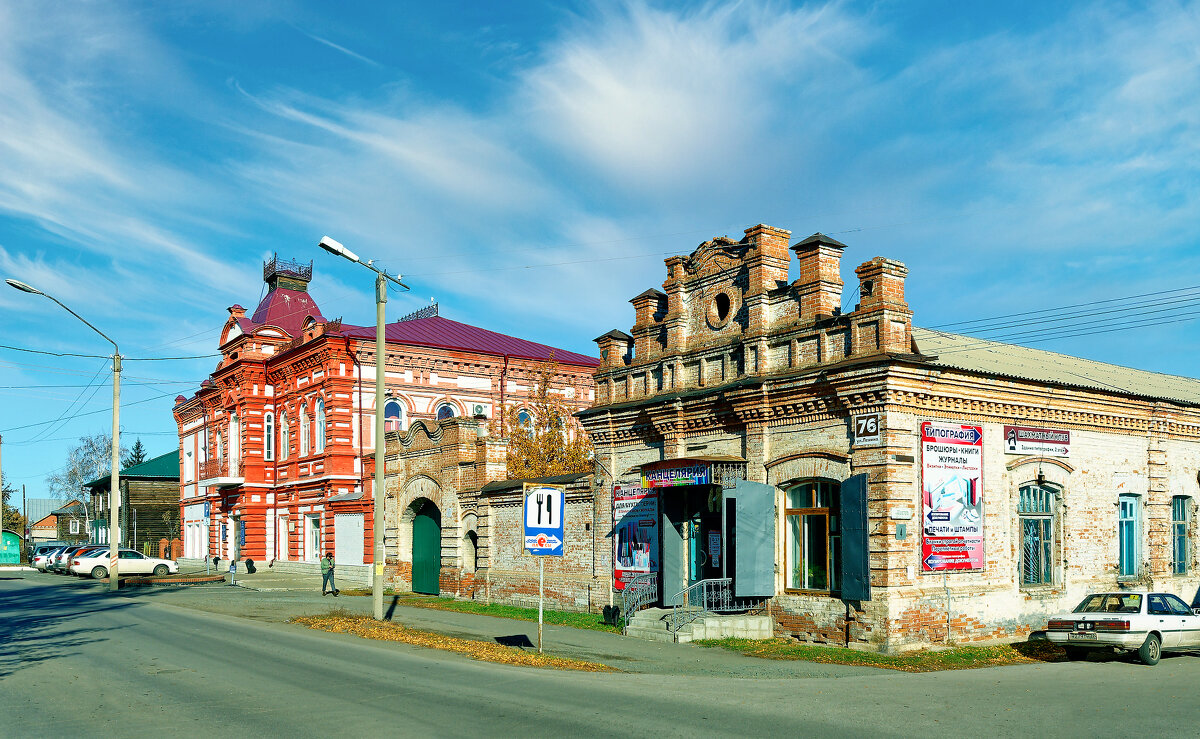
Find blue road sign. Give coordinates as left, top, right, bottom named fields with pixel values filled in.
left=523, top=485, right=565, bottom=557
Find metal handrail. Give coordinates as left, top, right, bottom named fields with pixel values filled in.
left=669, top=578, right=731, bottom=631
left=621, top=573, right=659, bottom=630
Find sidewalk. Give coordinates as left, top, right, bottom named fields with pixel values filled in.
left=126, top=567, right=886, bottom=678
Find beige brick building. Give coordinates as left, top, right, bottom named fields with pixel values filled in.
left=579, top=223, right=1200, bottom=650
left=381, top=410, right=607, bottom=607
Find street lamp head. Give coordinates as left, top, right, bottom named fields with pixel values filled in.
left=318, top=235, right=360, bottom=264
left=5, top=278, right=44, bottom=295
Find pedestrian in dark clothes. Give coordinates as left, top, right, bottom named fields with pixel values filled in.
left=321, top=552, right=338, bottom=596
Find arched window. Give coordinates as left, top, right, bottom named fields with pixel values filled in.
left=436, top=403, right=456, bottom=421
left=1019, top=483, right=1057, bottom=586
left=384, top=399, right=404, bottom=432
left=215, top=431, right=223, bottom=462
left=264, top=413, right=275, bottom=462
left=280, top=412, right=290, bottom=461
left=516, top=409, right=533, bottom=429
left=299, top=404, right=309, bottom=457
left=784, top=479, right=840, bottom=592
left=315, top=398, right=326, bottom=453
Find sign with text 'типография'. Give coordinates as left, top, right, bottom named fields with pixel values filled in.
left=920, top=421, right=984, bottom=572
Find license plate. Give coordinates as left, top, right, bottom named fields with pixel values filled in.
left=1068, top=633, right=1097, bottom=640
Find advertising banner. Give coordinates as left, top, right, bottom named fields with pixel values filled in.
left=612, top=484, right=659, bottom=590
left=1003, top=425, right=1070, bottom=457
left=920, top=421, right=984, bottom=571
left=641, top=462, right=710, bottom=488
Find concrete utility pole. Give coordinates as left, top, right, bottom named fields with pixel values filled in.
left=6, top=278, right=122, bottom=590
left=318, top=237, right=409, bottom=621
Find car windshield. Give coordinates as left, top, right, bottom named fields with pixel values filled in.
left=1074, top=593, right=1142, bottom=614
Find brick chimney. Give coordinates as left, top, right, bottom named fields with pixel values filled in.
left=851, top=257, right=912, bottom=355
left=594, top=330, right=634, bottom=369
left=744, top=224, right=791, bottom=296
left=629, top=289, right=667, bottom=361
left=792, top=233, right=846, bottom=320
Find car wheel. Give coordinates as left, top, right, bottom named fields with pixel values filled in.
left=1137, top=633, right=1161, bottom=666
left=1064, top=646, right=1090, bottom=661
left=91, top=566, right=108, bottom=580
left=153, top=565, right=169, bottom=577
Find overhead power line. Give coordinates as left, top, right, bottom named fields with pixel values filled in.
left=0, top=343, right=219, bottom=361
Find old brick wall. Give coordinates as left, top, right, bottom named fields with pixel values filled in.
left=583, top=221, right=1200, bottom=652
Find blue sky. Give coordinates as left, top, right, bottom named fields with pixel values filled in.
left=4, top=1, right=1200, bottom=504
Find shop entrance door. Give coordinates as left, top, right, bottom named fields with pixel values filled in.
left=687, top=511, right=722, bottom=586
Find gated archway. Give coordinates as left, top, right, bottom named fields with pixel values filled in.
left=411, top=501, right=441, bottom=595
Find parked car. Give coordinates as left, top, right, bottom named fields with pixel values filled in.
left=1043, top=591, right=1200, bottom=665
left=50, top=545, right=90, bottom=573
left=32, top=547, right=63, bottom=571
left=70, top=548, right=178, bottom=579
left=31, top=541, right=69, bottom=565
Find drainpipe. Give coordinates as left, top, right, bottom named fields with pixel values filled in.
left=499, top=354, right=510, bottom=434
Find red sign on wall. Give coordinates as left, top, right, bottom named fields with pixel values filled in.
left=920, top=421, right=984, bottom=571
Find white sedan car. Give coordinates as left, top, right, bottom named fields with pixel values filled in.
left=70, top=548, right=179, bottom=579
left=1043, top=591, right=1200, bottom=665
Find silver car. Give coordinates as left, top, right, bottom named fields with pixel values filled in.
left=1044, top=591, right=1200, bottom=665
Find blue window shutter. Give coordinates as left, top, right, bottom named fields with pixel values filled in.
left=733, top=479, right=776, bottom=598
left=839, top=473, right=870, bottom=601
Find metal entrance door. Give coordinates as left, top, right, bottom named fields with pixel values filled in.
left=412, top=503, right=441, bottom=595
left=687, top=512, right=722, bottom=586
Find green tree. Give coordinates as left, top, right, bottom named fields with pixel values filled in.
left=1, top=474, right=27, bottom=532
left=46, top=432, right=126, bottom=500
left=494, top=357, right=593, bottom=478
left=123, top=438, right=148, bottom=468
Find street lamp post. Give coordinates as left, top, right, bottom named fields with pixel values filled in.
left=317, top=237, right=408, bottom=621
left=6, top=278, right=122, bottom=592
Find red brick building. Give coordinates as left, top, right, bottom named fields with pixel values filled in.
left=174, top=256, right=597, bottom=580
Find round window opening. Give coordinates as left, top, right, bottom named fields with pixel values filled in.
left=714, top=293, right=731, bottom=321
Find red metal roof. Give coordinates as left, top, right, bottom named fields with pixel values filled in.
left=340, top=315, right=599, bottom=367
left=245, top=288, right=326, bottom=337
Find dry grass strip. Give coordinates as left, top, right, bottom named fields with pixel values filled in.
left=292, top=612, right=616, bottom=672
left=695, top=637, right=1069, bottom=672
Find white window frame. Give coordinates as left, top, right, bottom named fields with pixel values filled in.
left=264, top=413, right=275, bottom=462
left=315, top=398, right=326, bottom=453
left=299, top=404, right=309, bottom=457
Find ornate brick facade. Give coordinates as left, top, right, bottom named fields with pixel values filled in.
left=174, top=257, right=596, bottom=576
left=581, top=223, right=1200, bottom=651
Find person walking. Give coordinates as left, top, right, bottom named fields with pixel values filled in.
left=320, top=552, right=338, bottom=596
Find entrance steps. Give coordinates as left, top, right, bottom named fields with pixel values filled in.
left=625, top=607, right=773, bottom=643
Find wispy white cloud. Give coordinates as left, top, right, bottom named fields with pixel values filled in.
left=301, top=30, right=382, bottom=67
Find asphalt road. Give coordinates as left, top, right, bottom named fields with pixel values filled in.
left=2, top=572, right=1198, bottom=738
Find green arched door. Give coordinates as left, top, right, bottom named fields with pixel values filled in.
left=412, top=503, right=441, bottom=595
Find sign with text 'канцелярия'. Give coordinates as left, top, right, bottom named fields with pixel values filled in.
left=612, top=484, right=659, bottom=590
left=641, top=462, right=710, bottom=488
left=920, top=421, right=984, bottom=572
